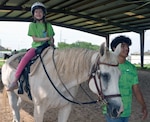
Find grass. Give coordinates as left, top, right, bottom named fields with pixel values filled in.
left=0, top=59, right=5, bottom=68
left=135, top=64, right=150, bottom=70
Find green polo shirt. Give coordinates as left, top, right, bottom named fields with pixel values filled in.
left=28, top=22, right=55, bottom=48
left=102, top=60, right=138, bottom=117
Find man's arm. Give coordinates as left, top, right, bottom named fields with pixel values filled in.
left=132, top=84, right=148, bottom=120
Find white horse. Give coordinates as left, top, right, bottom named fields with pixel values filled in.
left=2, top=43, right=123, bottom=122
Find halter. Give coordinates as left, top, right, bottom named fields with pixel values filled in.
left=89, top=57, right=121, bottom=105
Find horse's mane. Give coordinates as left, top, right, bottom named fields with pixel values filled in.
left=49, top=48, right=97, bottom=82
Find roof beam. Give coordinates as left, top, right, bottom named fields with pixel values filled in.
left=47, top=9, right=143, bottom=33
left=0, top=5, right=143, bottom=33
left=51, top=21, right=108, bottom=37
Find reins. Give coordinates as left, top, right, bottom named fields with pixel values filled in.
left=39, top=48, right=121, bottom=105
left=51, top=49, right=81, bottom=104
left=39, top=48, right=98, bottom=105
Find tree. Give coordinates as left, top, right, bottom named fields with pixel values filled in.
left=58, top=41, right=99, bottom=50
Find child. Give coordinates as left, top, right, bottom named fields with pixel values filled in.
left=7, top=2, right=55, bottom=91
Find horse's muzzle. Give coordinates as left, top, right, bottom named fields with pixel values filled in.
left=106, top=99, right=123, bottom=118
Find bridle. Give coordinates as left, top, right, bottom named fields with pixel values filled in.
left=88, top=57, right=121, bottom=105
left=39, top=49, right=121, bottom=105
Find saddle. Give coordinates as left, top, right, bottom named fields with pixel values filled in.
left=9, top=42, right=53, bottom=100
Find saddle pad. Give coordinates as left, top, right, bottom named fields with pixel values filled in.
left=8, top=47, right=51, bottom=74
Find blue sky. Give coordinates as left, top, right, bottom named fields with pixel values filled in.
left=0, top=21, right=149, bottom=54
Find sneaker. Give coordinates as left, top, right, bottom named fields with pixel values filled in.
left=7, top=82, right=18, bottom=91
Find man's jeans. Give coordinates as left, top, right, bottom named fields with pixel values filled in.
left=105, top=115, right=129, bottom=122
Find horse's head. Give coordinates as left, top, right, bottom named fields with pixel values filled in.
left=89, top=43, right=123, bottom=118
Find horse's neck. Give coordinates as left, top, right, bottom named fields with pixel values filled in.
left=77, top=52, right=99, bottom=84
left=91, top=52, right=99, bottom=66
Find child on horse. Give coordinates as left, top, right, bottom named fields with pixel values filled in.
left=7, top=2, right=55, bottom=91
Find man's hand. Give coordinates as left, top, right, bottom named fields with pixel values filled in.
left=141, top=106, right=148, bottom=120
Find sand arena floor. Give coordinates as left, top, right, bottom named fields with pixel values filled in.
left=0, top=70, right=150, bottom=122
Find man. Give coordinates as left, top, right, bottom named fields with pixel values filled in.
left=105, top=35, right=148, bottom=122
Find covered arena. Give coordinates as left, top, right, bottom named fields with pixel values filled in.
left=0, top=0, right=150, bottom=122
left=0, top=0, right=150, bottom=67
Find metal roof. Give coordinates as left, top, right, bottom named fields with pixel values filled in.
left=0, top=0, right=150, bottom=37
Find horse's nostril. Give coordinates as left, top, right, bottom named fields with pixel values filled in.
left=107, top=101, right=121, bottom=118
left=112, top=108, right=118, bottom=117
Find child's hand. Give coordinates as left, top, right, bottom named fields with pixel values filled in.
left=45, top=37, right=51, bottom=41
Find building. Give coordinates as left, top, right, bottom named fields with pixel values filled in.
left=0, top=45, right=11, bottom=58
left=130, top=51, right=150, bottom=64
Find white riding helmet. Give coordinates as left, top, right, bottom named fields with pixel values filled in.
left=31, top=2, right=47, bottom=15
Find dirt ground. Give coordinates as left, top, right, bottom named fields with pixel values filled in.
left=0, top=70, right=150, bottom=122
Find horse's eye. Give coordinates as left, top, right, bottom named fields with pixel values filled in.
left=101, top=73, right=110, bottom=82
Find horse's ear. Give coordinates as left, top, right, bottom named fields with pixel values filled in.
left=114, top=43, right=121, bottom=56
left=100, top=42, right=108, bottom=56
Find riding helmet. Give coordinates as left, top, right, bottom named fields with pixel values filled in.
left=31, top=2, right=47, bottom=15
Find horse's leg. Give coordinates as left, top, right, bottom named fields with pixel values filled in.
left=58, top=86, right=79, bottom=122
left=7, top=91, right=20, bottom=122
left=34, top=105, right=44, bottom=122
left=58, top=103, right=72, bottom=122
left=33, top=100, right=49, bottom=122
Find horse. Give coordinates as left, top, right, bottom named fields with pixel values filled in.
left=1, top=43, right=123, bottom=122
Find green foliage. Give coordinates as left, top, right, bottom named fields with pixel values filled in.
left=58, top=41, right=99, bottom=50
left=0, top=60, right=4, bottom=67
left=135, top=64, right=150, bottom=70
left=18, top=49, right=27, bottom=52
left=57, top=42, right=70, bottom=49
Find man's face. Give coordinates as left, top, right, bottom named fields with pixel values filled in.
left=119, top=42, right=130, bottom=58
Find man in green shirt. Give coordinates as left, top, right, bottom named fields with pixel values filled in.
left=104, top=35, right=148, bottom=122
